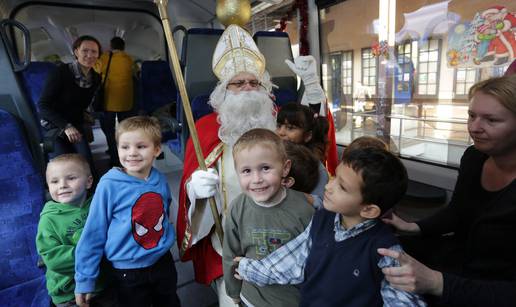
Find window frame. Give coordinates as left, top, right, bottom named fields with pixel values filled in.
left=453, top=67, right=480, bottom=99
left=361, top=47, right=378, bottom=96
left=342, top=49, right=354, bottom=99
left=415, top=38, right=442, bottom=98
left=394, top=41, right=416, bottom=97
left=327, top=51, right=344, bottom=107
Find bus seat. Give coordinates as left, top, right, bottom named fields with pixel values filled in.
left=19, top=61, right=58, bottom=137
left=253, top=31, right=298, bottom=106
left=175, top=28, right=223, bottom=158
left=191, top=94, right=212, bottom=121
left=0, top=109, right=49, bottom=307
left=140, top=60, right=179, bottom=141
left=405, top=180, right=447, bottom=204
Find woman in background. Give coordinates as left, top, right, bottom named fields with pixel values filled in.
left=380, top=75, right=516, bottom=307
left=39, top=35, right=101, bottom=179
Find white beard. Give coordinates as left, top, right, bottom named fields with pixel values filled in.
left=215, top=90, right=276, bottom=146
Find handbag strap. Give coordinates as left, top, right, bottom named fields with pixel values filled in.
left=102, top=51, right=113, bottom=89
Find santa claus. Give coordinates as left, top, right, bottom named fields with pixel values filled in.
left=478, top=5, right=516, bottom=65
left=176, top=25, right=331, bottom=306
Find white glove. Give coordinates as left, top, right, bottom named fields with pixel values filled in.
left=285, top=56, right=326, bottom=106
left=187, top=168, right=219, bottom=199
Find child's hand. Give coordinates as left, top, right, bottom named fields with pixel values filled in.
left=75, top=293, right=93, bottom=307
left=233, top=257, right=243, bottom=280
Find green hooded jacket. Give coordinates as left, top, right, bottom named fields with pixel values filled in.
left=35, top=197, right=104, bottom=304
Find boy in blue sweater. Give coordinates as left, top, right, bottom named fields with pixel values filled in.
left=74, top=116, right=180, bottom=307
left=234, top=147, right=427, bottom=307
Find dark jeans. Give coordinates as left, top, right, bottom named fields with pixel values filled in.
left=50, top=135, right=97, bottom=181
left=112, top=252, right=180, bottom=307
left=99, top=110, right=134, bottom=166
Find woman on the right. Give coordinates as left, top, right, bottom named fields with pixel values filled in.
left=380, top=75, right=516, bottom=307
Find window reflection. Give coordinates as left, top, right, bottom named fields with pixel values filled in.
left=320, top=0, right=516, bottom=166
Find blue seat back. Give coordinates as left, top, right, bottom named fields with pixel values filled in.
left=181, top=28, right=223, bottom=102
left=19, top=61, right=57, bottom=138
left=173, top=28, right=224, bottom=158
left=253, top=31, right=298, bottom=106
left=140, top=60, right=179, bottom=142
left=191, top=94, right=212, bottom=121
left=140, top=60, right=178, bottom=114
left=0, top=109, right=49, bottom=307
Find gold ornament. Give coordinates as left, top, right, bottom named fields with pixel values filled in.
left=216, top=0, right=251, bottom=27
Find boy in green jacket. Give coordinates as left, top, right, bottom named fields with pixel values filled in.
left=36, top=154, right=106, bottom=306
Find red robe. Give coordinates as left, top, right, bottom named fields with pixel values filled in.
left=325, top=110, right=338, bottom=176
left=177, top=113, right=224, bottom=285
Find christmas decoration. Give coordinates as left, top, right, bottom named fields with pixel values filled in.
left=276, top=0, right=310, bottom=55
left=216, top=0, right=251, bottom=27
left=371, top=40, right=389, bottom=59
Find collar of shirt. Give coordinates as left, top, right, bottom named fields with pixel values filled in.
left=333, top=214, right=377, bottom=242
left=253, top=187, right=287, bottom=208
left=70, top=61, right=93, bottom=88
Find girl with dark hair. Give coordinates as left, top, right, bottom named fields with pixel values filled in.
left=39, top=35, right=102, bottom=179
left=276, top=102, right=330, bottom=208
left=276, top=102, right=329, bottom=162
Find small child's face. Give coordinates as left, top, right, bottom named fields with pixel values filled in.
left=323, top=163, right=364, bottom=216
left=46, top=161, right=92, bottom=205
left=117, top=130, right=161, bottom=180
left=234, top=145, right=290, bottom=203
left=276, top=121, right=311, bottom=144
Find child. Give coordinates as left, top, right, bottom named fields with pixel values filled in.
left=276, top=102, right=328, bottom=163
left=223, top=128, right=315, bottom=307
left=74, top=116, right=180, bottom=307
left=276, top=102, right=329, bottom=207
left=342, top=135, right=388, bottom=159
left=36, top=154, right=108, bottom=306
left=234, top=147, right=427, bottom=307
left=283, top=141, right=320, bottom=194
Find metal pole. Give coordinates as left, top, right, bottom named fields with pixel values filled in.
left=155, top=0, right=224, bottom=245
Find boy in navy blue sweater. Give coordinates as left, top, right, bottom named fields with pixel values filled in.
left=234, top=147, right=427, bottom=306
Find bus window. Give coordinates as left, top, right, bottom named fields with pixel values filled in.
left=319, top=0, right=516, bottom=167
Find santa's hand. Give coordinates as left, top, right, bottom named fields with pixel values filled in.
left=188, top=168, right=219, bottom=199
left=285, top=56, right=326, bottom=105
left=285, top=56, right=319, bottom=85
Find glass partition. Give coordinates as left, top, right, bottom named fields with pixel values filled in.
left=320, top=0, right=515, bottom=166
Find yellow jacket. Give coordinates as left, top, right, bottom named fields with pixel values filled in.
left=95, top=51, right=134, bottom=112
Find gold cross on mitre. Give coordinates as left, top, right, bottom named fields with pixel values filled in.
left=212, top=24, right=266, bottom=81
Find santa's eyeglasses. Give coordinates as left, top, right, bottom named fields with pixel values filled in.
left=226, top=79, right=263, bottom=89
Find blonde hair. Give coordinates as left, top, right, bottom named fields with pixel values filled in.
left=469, top=75, right=516, bottom=115
left=232, top=128, right=287, bottom=163
left=46, top=153, right=91, bottom=177
left=116, top=116, right=162, bottom=146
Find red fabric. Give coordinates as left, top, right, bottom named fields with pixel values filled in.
left=177, top=112, right=224, bottom=285
left=325, top=110, right=338, bottom=176
left=505, top=59, right=516, bottom=76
